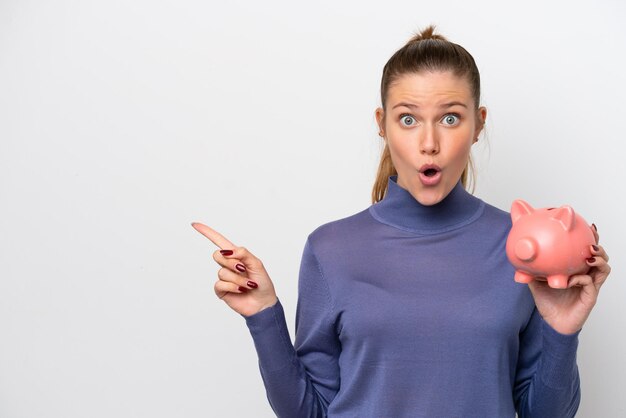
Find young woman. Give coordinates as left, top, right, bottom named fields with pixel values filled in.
left=192, top=25, right=611, bottom=417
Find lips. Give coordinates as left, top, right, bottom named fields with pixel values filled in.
left=418, top=164, right=442, bottom=186
left=419, top=164, right=441, bottom=177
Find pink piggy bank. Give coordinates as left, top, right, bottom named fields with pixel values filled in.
left=505, top=200, right=596, bottom=289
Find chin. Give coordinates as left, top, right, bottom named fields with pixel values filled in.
left=401, top=174, right=449, bottom=206
left=414, top=189, right=446, bottom=206
left=417, top=195, right=443, bottom=206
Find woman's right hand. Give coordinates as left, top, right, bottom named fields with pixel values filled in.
left=191, top=222, right=278, bottom=317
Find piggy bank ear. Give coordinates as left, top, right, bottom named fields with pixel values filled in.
left=550, top=205, right=575, bottom=231
left=511, top=200, right=534, bottom=223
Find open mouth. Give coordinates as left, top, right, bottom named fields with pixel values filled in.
left=423, top=168, right=439, bottom=177
left=418, top=165, right=442, bottom=185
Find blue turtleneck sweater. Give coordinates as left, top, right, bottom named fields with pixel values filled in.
left=244, top=175, right=580, bottom=418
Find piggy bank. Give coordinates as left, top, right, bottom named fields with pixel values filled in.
left=505, top=200, right=595, bottom=289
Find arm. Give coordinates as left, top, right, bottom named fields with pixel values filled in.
left=513, top=307, right=581, bottom=418
left=244, top=236, right=341, bottom=417
left=514, top=227, right=611, bottom=417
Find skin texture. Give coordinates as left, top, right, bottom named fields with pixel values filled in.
left=527, top=226, right=610, bottom=334
left=375, top=70, right=486, bottom=206
left=192, top=70, right=611, bottom=332
left=190, top=222, right=278, bottom=317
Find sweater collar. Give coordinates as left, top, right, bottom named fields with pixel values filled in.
left=369, top=174, right=484, bottom=234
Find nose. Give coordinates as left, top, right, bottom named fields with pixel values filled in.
left=420, top=124, right=439, bottom=155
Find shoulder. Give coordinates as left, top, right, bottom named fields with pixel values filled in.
left=304, top=207, right=373, bottom=254
left=483, top=201, right=512, bottom=222
left=479, top=200, right=513, bottom=231
left=307, top=207, right=372, bottom=239
left=458, top=198, right=515, bottom=247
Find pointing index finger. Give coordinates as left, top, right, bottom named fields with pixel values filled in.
left=191, top=222, right=236, bottom=250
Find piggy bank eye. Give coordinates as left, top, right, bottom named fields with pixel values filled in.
left=547, top=207, right=556, bottom=210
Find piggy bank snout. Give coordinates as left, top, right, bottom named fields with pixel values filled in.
left=514, top=237, right=537, bottom=262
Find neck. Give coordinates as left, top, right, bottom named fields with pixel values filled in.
left=369, top=174, right=484, bottom=234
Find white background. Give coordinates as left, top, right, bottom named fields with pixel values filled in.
left=1, top=0, right=624, bottom=417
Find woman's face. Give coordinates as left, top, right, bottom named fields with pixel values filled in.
left=375, top=70, right=487, bottom=206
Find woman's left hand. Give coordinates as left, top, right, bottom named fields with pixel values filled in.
left=527, top=225, right=611, bottom=335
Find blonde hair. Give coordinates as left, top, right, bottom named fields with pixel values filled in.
left=372, top=25, right=483, bottom=204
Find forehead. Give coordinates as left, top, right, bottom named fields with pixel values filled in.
left=387, top=71, right=472, bottom=106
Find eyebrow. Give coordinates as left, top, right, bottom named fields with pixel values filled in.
left=392, top=101, right=468, bottom=110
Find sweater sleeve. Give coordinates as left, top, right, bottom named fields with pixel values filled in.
left=243, top=236, right=341, bottom=418
left=514, top=306, right=581, bottom=418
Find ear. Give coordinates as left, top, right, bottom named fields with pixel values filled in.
left=510, top=199, right=534, bottom=223
left=375, top=107, right=385, bottom=137
left=550, top=205, right=575, bottom=231
left=474, top=106, right=487, bottom=139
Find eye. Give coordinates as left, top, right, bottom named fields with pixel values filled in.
left=442, top=113, right=460, bottom=126
left=399, top=113, right=416, bottom=127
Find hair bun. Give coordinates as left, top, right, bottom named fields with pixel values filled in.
left=409, top=24, right=448, bottom=43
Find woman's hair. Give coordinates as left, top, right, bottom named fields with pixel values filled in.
left=371, top=24, right=483, bottom=203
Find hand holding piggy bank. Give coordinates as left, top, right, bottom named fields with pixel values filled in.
left=505, top=200, right=596, bottom=289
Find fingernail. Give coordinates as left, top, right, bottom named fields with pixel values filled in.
left=247, top=280, right=258, bottom=289
left=587, top=257, right=596, bottom=263
left=220, top=249, right=233, bottom=256
left=238, top=286, right=248, bottom=292
left=592, top=245, right=599, bottom=252
left=235, top=263, right=246, bottom=272
left=592, top=223, right=597, bottom=232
